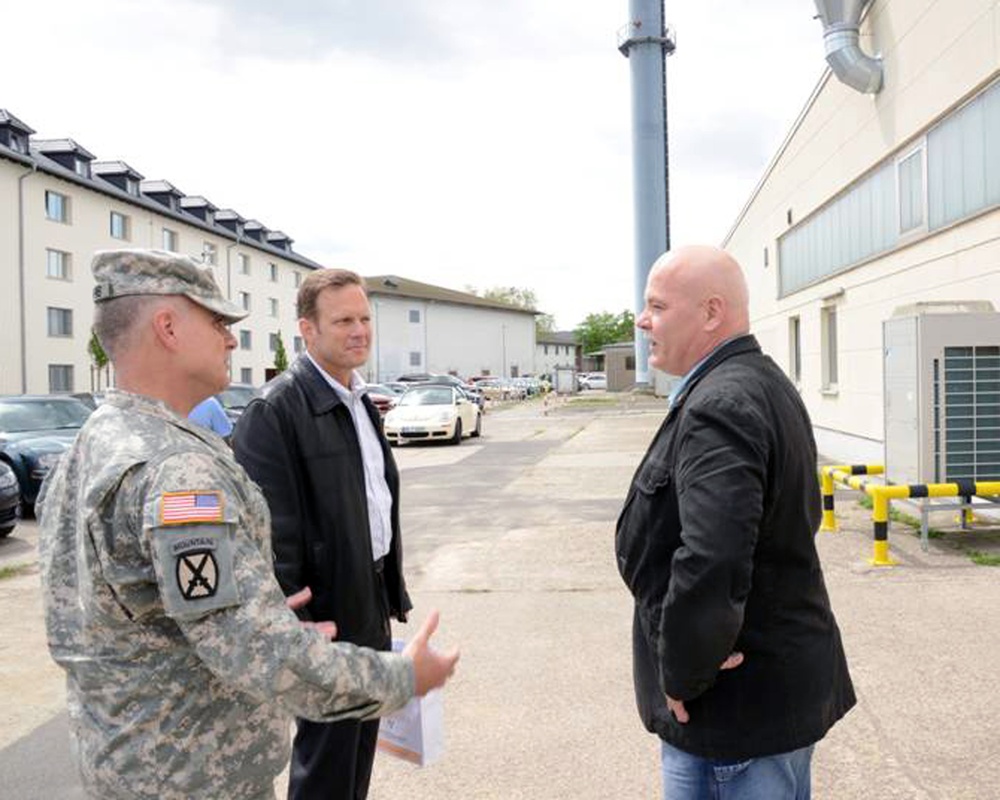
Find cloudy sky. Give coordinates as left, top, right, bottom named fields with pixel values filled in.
left=4, top=0, right=826, bottom=328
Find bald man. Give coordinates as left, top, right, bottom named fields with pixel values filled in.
left=615, top=246, right=855, bottom=799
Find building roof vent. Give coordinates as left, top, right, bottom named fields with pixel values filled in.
left=813, top=0, right=883, bottom=94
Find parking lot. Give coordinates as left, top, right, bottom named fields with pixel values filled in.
left=1, top=393, right=998, bottom=798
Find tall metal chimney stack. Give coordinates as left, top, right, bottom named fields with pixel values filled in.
left=619, top=0, right=675, bottom=389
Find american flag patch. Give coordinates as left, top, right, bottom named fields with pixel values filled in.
left=160, top=491, right=224, bottom=525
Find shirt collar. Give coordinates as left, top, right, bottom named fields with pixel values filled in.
left=667, top=335, right=740, bottom=409
left=305, top=352, right=364, bottom=402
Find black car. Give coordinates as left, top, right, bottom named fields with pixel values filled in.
left=0, top=395, right=93, bottom=512
left=0, top=460, right=19, bottom=537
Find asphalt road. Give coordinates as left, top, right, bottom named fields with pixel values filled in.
left=3, top=393, right=999, bottom=798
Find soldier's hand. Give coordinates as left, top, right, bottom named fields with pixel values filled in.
left=402, top=609, right=460, bottom=696
left=285, top=587, right=338, bottom=640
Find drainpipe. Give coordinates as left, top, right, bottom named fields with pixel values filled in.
left=813, top=0, right=883, bottom=94
left=224, top=237, right=240, bottom=382
left=17, top=161, right=37, bottom=394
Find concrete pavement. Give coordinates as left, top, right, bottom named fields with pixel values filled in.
left=1, top=393, right=998, bottom=798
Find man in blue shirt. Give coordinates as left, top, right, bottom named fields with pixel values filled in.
left=188, top=395, right=233, bottom=438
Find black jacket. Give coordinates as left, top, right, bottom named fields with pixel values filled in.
left=233, top=356, right=411, bottom=649
left=616, top=335, right=855, bottom=760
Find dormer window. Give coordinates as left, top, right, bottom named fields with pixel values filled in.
left=75, top=159, right=90, bottom=178
left=126, top=178, right=139, bottom=196
left=0, top=110, right=36, bottom=156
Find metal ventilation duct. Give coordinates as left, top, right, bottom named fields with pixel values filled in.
left=813, top=0, right=883, bottom=94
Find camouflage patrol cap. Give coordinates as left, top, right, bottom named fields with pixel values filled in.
left=91, top=249, right=248, bottom=323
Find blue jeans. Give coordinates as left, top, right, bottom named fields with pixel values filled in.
left=661, top=740, right=814, bottom=800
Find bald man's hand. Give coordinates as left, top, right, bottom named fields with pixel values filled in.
left=666, top=652, right=744, bottom=724
left=402, top=610, right=460, bottom=696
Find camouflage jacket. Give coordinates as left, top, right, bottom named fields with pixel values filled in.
left=38, top=390, right=413, bottom=799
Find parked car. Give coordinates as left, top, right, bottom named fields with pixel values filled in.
left=579, top=372, right=607, bottom=390
left=383, top=385, right=482, bottom=446
left=363, top=383, right=401, bottom=417
left=0, top=395, right=93, bottom=511
left=0, top=460, right=19, bottom=537
left=412, top=374, right=485, bottom=408
left=71, top=391, right=107, bottom=410
left=215, top=384, right=259, bottom=423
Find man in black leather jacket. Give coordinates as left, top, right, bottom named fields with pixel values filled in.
left=616, top=245, right=855, bottom=799
left=233, top=269, right=412, bottom=800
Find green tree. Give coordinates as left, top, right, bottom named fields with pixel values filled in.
left=535, top=313, right=556, bottom=336
left=469, top=285, right=553, bottom=335
left=574, top=310, right=635, bottom=354
left=88, top=330, right=110, bottom=389
left=273, top=331, right=289, bottom=373
left=481, top=286, right=539, bottom=310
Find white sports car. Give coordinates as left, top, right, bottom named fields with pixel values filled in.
left=384, top=385, right=483, bottom=446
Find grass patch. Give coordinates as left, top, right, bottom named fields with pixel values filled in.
left=968, top=550, right=1000, bottom=567
left=0, top=563, right=32, bottom=580
left=565, top=396, right=618, bottom=407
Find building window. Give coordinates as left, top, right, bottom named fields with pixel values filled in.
left=763, top=246, right=770, bottom=268
left=240, top=292, right=251, bottom=311
left=821, top=306, right=838, bottom=391
left=240, top=367, right=253, bottom=385
left=897, top=146, right=926, bottom=234
left=48, top=364, right=74, bottom=393
left=293, top=335, right=303, bottom=353
left=269, top=263, right=278, bottom=282
left=268, top=298, right=278, bottom=317
left=46, top=249, right=71, bottom=280
left=238, top=254, right=250, bottom=275
left=125, top=178, right=139, bottom=196
left=47, top=307, right=73, bottom=337
left=409, top=309, right=421, bottom=323
left=162, top=228, right=178, bottom=251
left=928, top=78, right=1000, bottom=230
left=409, top=351, right=421, bottom=367
left=239, top=330, right=252, bottom=350
left=543, top=344, right=548, bottom=355
left=45, top=190, right=69, bottom=223
left=203, top=242, right=217, bottom=265
left=779, top=77, right=1000, bottom=298
left=789, top=316, right=802, bottom=384
left=294, top=272, right=302, bottom=288
left=110, top=211, right=130, bottom=240
left=625, top=355, right=636, bottom=370
left=74, top=159, right=90, bottom=178
left=269, top=333, right=280, bottom=352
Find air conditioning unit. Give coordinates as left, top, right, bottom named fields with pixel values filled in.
left=883, top=302, right=1000, bottom=486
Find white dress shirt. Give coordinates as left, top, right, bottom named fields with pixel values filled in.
left=306, top=354, right=392, bottom=561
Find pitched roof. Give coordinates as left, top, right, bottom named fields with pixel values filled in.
left=365, top=275, right=539, bottom=315
left=0, top=109, right=34, bottom=134
left=537, top=330, right=578, bottom=345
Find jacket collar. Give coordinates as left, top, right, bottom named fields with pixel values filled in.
left=667, top=333, right=760, bottom=418
left=289, top=355, right=381, bottom=426
left=290, top=355, right=345, bottom=416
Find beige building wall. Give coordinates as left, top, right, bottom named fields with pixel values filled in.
left=1, top=160, right=315, bottom=395
left=0, top=160, right=25, bottom=394
left=725, top=0, right=1000, bottom=464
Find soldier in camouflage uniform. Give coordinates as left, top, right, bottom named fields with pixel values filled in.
left=38, top=249, right=458, bottom=800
